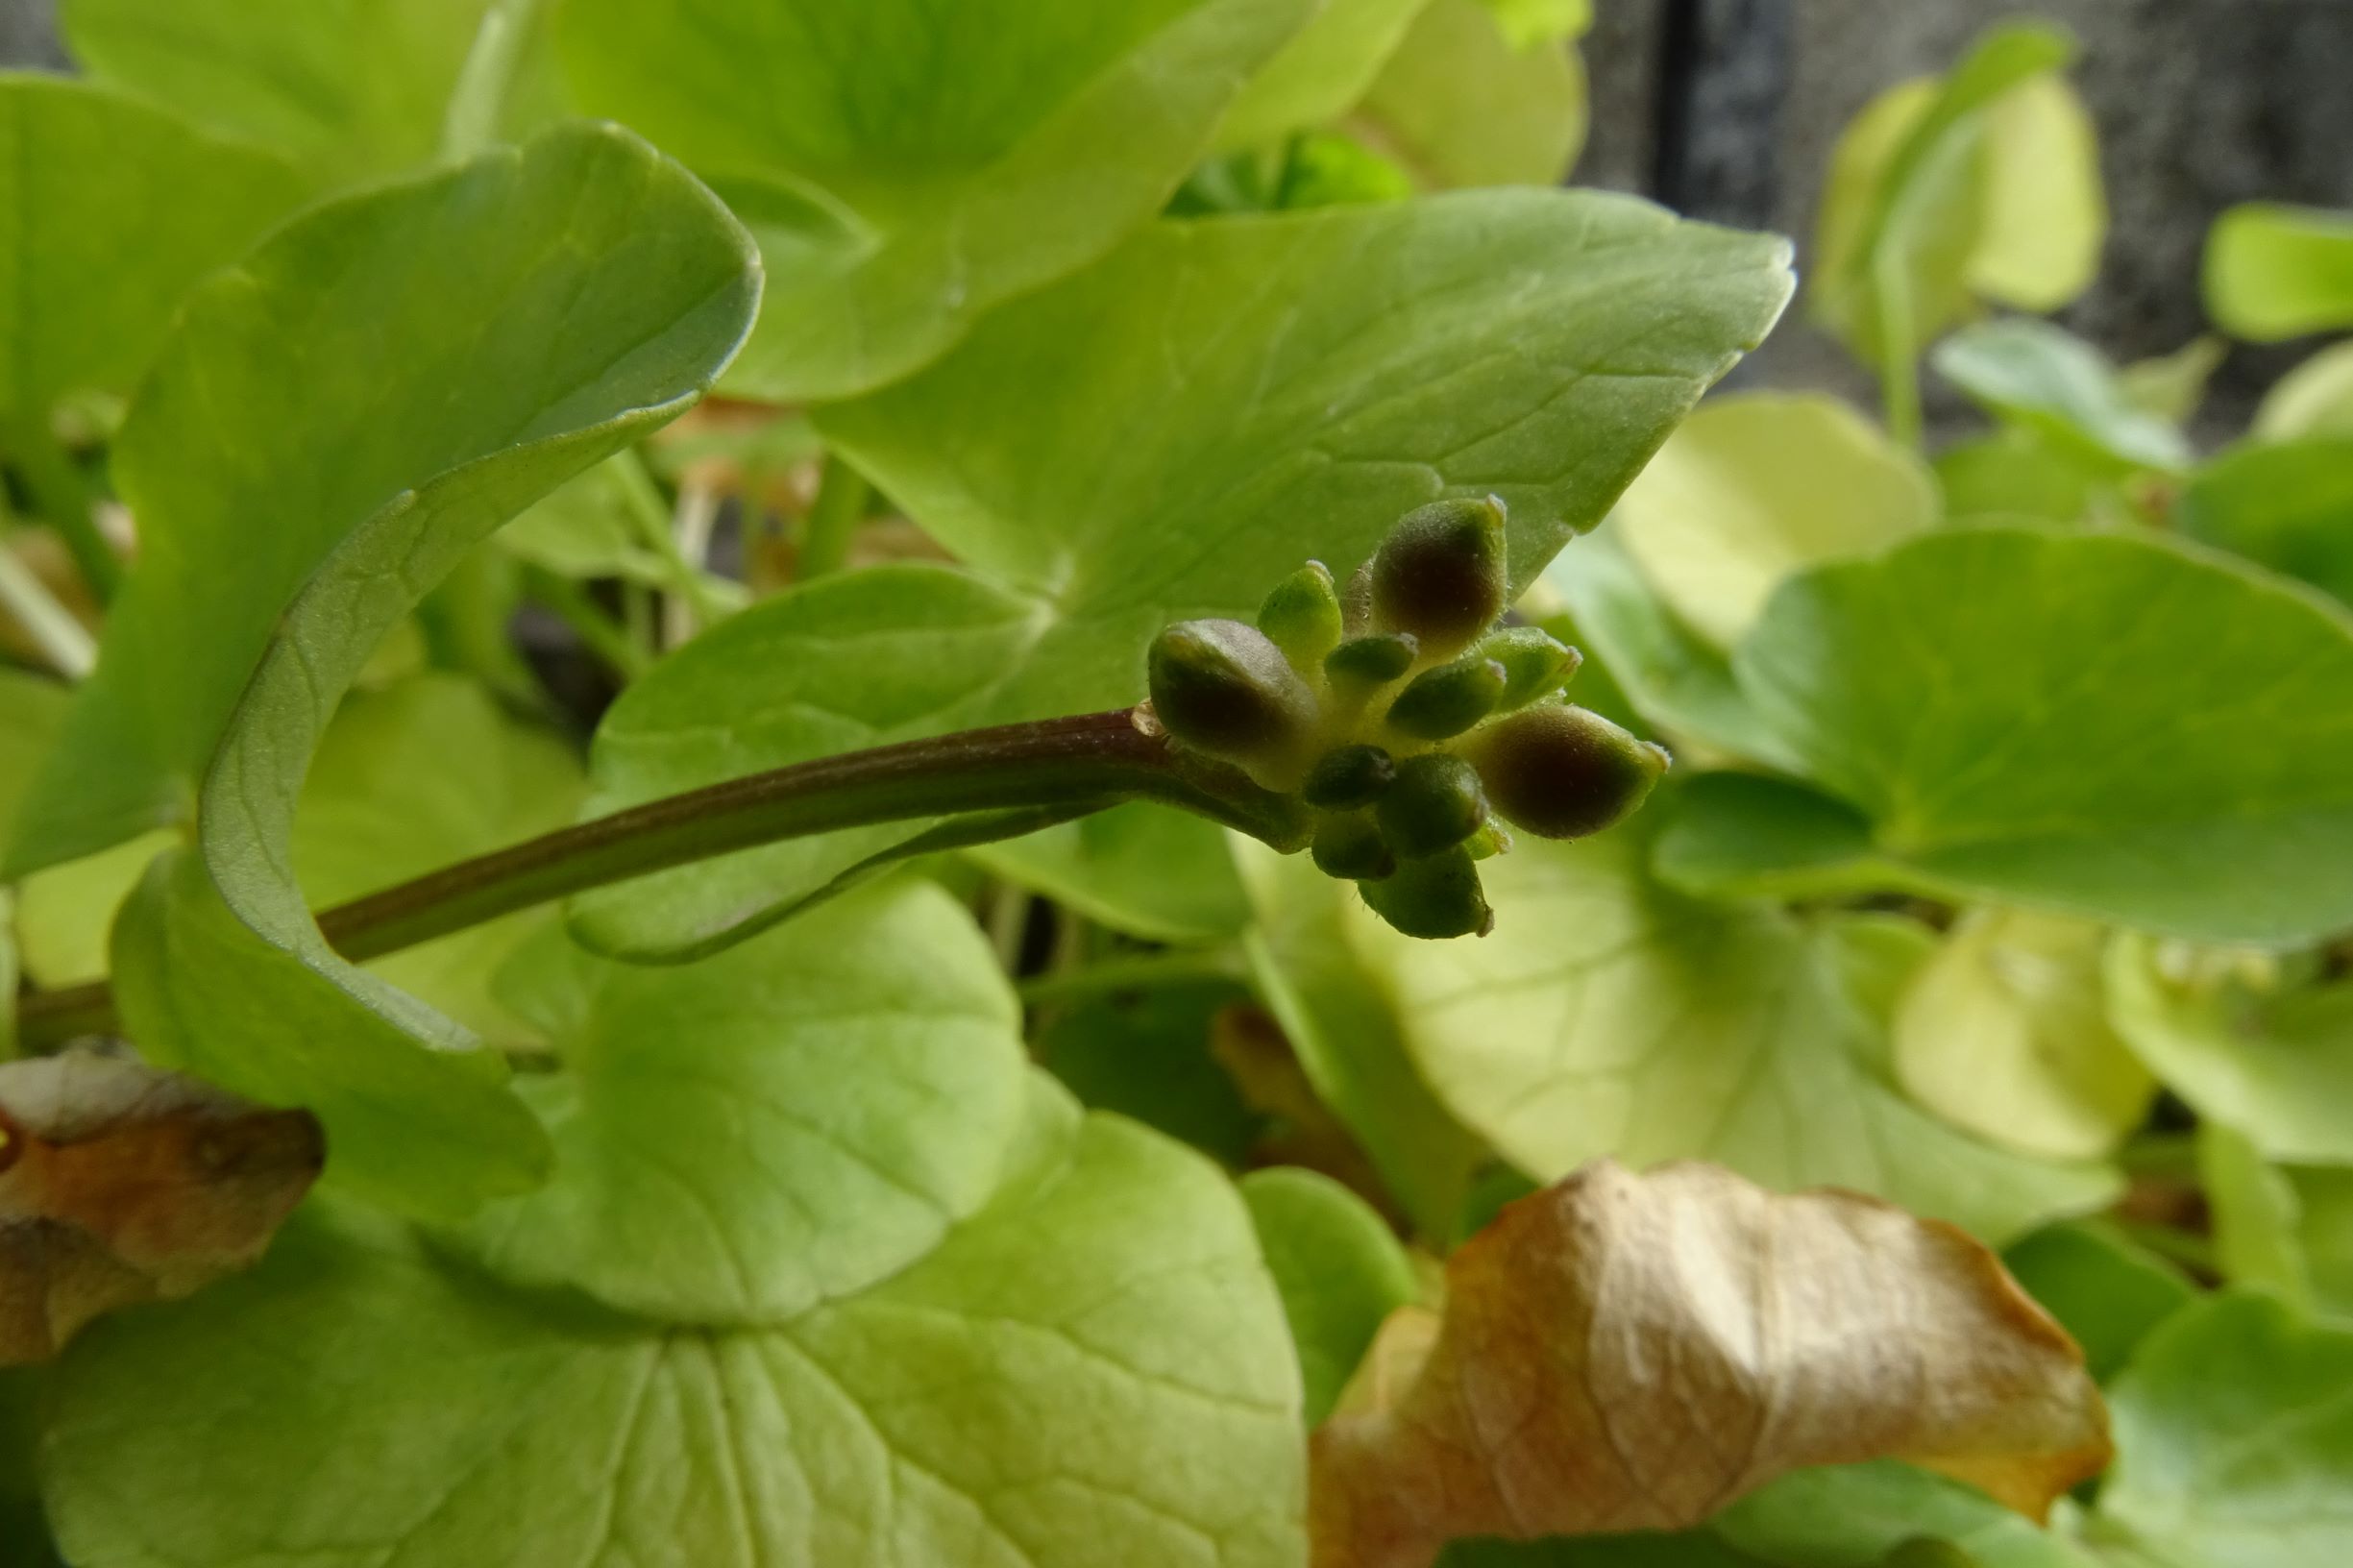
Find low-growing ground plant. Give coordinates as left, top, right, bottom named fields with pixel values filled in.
left=1, top=4, right=2348, bottom=1566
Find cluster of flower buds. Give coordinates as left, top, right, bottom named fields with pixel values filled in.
left=1143, top=497, right=1670, bottom=939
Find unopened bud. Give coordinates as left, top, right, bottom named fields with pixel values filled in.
left=1477, top=626, right=1581, bottom=711
left=1385, top=656, right=1507, bottom=741
left=1146, top=619, right=1315, bottom=779
left=1461, top=702, right=1669, bottom=841
left=1303, top=744, right=1395, bottom=809
left=1311, top=813, right=1395, bottom=881
left=1257, top=562, right=1344, bottom=674
left=1360, top=844, right=1492, bottom=939
left=1324, top=632, right=1418, bottom=698
left=1367, top=497, right=1508, bottom=657
left=1376, top=752, right=1487, bottom=859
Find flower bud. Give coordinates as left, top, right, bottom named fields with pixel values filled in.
left=1385, top=656, right=1507, bottom=741
left=1303, top=744, right=1394, bottom=810
left=1324, top=632, right=1418, bottom=698
left=1311, top=813, right=1395, bottom=881
left=1461, top=702, right=1669, bottom=841
left=1367, top=497, right=1508, bottom=657
left=1360, top=845, right=1492, bottom=939
left=1146, top=618, right=1315, bottom=778
left=1256, top=561, right=1344, bottom=674
left=1477, top=626, right=1581, bottom=711
left=1376, top=752, right=1487, bottom=859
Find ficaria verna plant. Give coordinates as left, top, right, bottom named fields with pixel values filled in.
left=2, top=3, right=2352, bottom=1567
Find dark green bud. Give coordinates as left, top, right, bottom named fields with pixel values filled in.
left=1303, top=744, right=1395, bottom=809
left=1385, top=656, right=1507, bottom=741
left=1478, top=626, right=1581, bottom=710
left=1311, top=813, right=1395, bottom=881
left=1376, top=752, right=1487, bottom=859
left=1359, top=845, right=1492, bottom=939
left=1146, top=618, right=1315, bottom=778
left=1257, top=561, right=1343, bottom=674
left=1368, top=497, right=1508, bottom=657
left=1461, top=702, right=1669, bottom=841
left=1324, top=632, right=1418, bottom=697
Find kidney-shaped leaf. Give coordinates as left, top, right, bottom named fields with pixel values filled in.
left=1311, top=1159, right=2111, bottom=1568
left=1733, top=526, right=2353, bottom=944
left=45, top=1085, right=1307, bottom=1568
left=559, top=0, right=1316, bottom=400
left=2202, top=202, right=2353, bottom=342
left=573, top=193, right=1792, bottom=959
left=0, top=75, right=304, bottom=429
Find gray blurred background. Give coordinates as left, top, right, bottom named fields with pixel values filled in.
left=9, top=0, right=2350, bottom=430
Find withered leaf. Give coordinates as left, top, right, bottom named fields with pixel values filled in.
left=0, top=1048, right=323, bottom=1364
left=1311, top=1159, right=2110, bottom=1568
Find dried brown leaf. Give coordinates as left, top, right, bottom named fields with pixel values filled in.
left=1311, top=1159, right=2110, bottom=1568
left=0, top=1048, right=323, bottom=1363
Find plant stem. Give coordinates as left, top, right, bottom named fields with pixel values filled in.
left=0, top=541, right=95, bottom=677
left=3, top=420, right=120, bottom=604
left=798, top=453, right=868, bottom=578
left=440, top=0, right=541, bottom=160
left=525, top=566, right=653, bottom=681
left=13, top=711, right=1311, bottom=1048
left=608, top=448, right=731, bottom=630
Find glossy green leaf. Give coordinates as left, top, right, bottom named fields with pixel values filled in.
left=1650, top=772, right=1884, bottom=901
left=560, top=0, right=1313, bottom=401
left=971, top=803, right=1249, bottom=943
left=2254, top=339, right=2353, bottom=439
left=1241, top=1165, right=1416, bottom=1425
left=110, top=849, right=551, bottom=1220
left=2000, top=1220, right=2194, bottom=1383
left=1732, top=527, right=2353, bottom=943
left=1351, top=827, right=2118, bottom=1243
left=1892, top=909, right=2154, bottom=1161
left=462, top=877, right=1028, bottom=1323
left=45, top=1088, right=1307, bottom=1568
left=1719, top=1461, right=2101, bottom=1568
left=1352, top=0, right=1586, bottom=190
left=2175, top=435, right=2353, bottom=606
left=1235, top=837, right=1487, bottom=1238
left=2203, top=202, right=2353, bottom=342
left=11, top=123, right=758, bottom=879
left=576, top=192, right=1791, bottom=959
left=0, top=75, right=304, bottom=430
left=2107, top=933, right=2353, bottom=1164
left=1614, top=392, right=1937, bottom=649
left=1038, top=978, right=1258, bottom=1165
left=61, top=0, right=494, bottom=184
left=1932, top=319, right=2191, bottom=473
left=2099, top=1290, right=2353, bottom=1568
left=1214, top=0, right=1430, bottom=152
left=1931, top=429, right=2103, bottom=525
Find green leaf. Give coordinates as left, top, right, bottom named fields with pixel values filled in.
left=2099, top=1289, right=2353, bottom=1568
left=1731, top=526, right=2353, bottom=944
left=499, top=454, right=683, bottom=586
left=559, top=0, right=1315, bottom=401
left=2198, top=1122, right=2316, bottom=1306
left=2203, top=202, right=2353, bottom=342
left=461, top=876, right=1029, bottom=1323
left=971, top=803, right=1249, bottom=943
left=1038, top=978, right=1258, bottom=1165
left=111, top=849, right=551, bottom=1220
left=1965, top=74, right=2105, bottom=314
left=0, top=75, right=304, bottom=430
left=1351, top=0, right=1586, bottom=190
left=1213, top=0, right=1431, bottom=152
left=1235, top=836, right=1487, bottom=1238
left=1240, top=1165, right=1416, bottom=1425
left=1439, top=1534, right=1771, bottom=1568
left=11, top=122, right=758, bottom=878
left=2255, top=339, right=2353, bottom=440
left=2175, top=435, right=2353, bottom=606
left=578, top=192, right=1791, bottom=959
left=45, top=1089, right=1307, bottom=1568
left=1932, top=429, right=2104, bottom=525
left=1891, top=909, right=2154, bottom=1162
left=61, top=0, right=496, bottom=184
left=0, top=670, right=66, bottom=853
left=1350, top=827, right=2118, bottom=1243
left=1613, top=392, right=1937, bottom=649
left=1542, top=529, right=1801, bottom=770
left=1650, top=772, right=1886, bottom=902
left=1719, top=1460, right=2101, bottom=1568
left=1931, top=319, right=2191, bottom=474
left=2107, top=932, right=2353, bottom=1164
left=1481, top=0, right=1592, bottom=51
left=2000, top=1220, right=2194, bottom=1383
